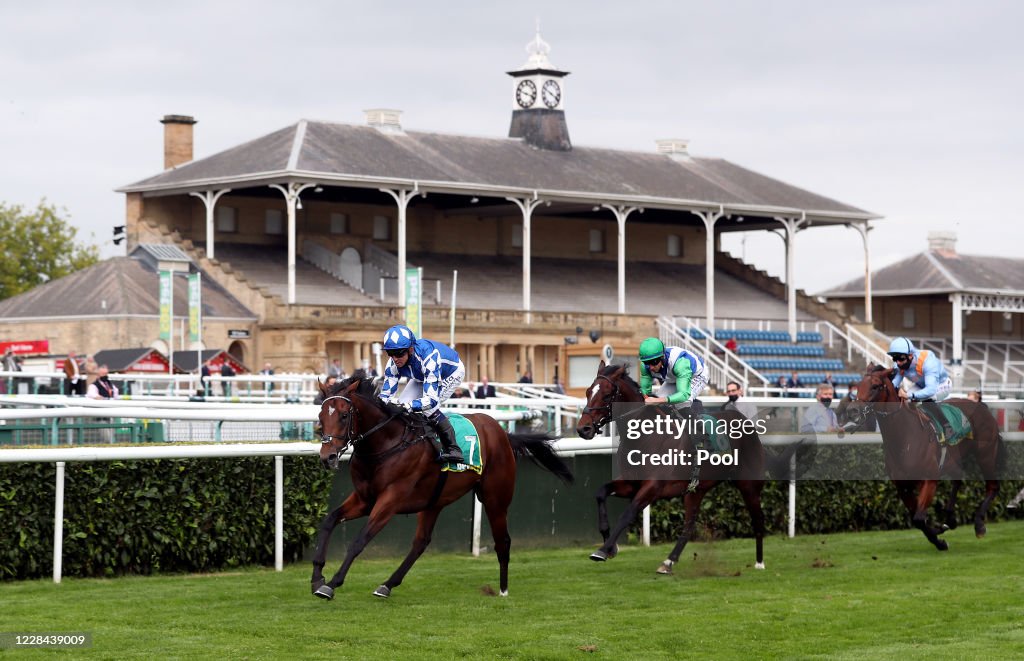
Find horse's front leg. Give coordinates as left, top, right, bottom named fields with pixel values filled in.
left=595, top=480, right=637, bottom=545
left=590, top=481, right=660, bottom=562
left=940, top=479, right=963, bottom=531
left=311, top=491, right=370, bottom=595
left=909, top=480, right=948, bottom=551
left=315, top=495, right=401, bottom=600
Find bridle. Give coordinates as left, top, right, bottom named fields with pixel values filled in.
left=582, top=374, right=623, bottom=431
left=319, top=394, right=401, bottom=454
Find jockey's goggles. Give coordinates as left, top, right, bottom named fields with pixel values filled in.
left=889, top=353, right=910, bottom=363
left=385, top=348, right=408, bottom=358
left=642, top=357, right=663, bottom=366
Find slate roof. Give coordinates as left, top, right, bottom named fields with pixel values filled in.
left=0, top=257, right=256, bottom=320
left=118, top=120, right=875, bottom=220
left=822, top=250, right=1024, bottom=297
left=92, top=347, right=165, bottom=372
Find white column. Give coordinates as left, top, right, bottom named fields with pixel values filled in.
left=507, top=195, right=543, bottom=318
left=693, top=209, right=723, bottom=331
left=951, top=293, right=963, bottom=364
left=852, top=221, right=873, bottom=324
left=602, top=204, right=641, bottom=314
left=381, top=187, right=422, bottom=308
left=775, top=215, right=806, bottom=342
left=189, top=189, right=231, bottom=260
left=270, top=183, right=317, bottom=305
left=53, top=461, right=65, bottom=584
left=275, top=455, right=284, bottom=571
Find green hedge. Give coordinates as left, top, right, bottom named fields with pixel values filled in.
left=0, top=457, right=333, bottom=580
left=646, top=480, right=1024, bottom=543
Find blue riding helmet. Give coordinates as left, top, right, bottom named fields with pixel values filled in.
left=383, top=324, right=416, bottom=351
left=887, top=336, right=916, bottom=358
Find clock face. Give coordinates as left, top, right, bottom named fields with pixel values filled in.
left=541, top=80, right=561, bottom=109
left=515, top=79, right=537, bottom=108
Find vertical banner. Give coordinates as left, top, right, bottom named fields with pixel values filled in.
left=188, top=272, right=202, bottom=344
left=159, top=270, right=172, bottom=341
left=404, top=267, right=423, bottom=337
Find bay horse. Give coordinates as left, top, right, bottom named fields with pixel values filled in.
left=847, top=364, right=1003, bottom=550
left=311, top=376, right=573, bottom=600
left=576, top=361, right=792, bottom=575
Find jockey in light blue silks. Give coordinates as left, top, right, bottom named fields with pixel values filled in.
left=379, top=324, right=465, bottom=463
left=887, top=336, right=955, bottom=440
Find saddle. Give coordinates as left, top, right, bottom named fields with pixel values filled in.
left=914, top=402, right=972, bottom=446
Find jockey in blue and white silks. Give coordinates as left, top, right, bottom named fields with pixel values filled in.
left=379, top=324, right=466, bottom=463
left=887, top=336, right=954, bottom=439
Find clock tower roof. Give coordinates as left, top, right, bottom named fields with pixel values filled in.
left=506, top=25, right=569, bottom=77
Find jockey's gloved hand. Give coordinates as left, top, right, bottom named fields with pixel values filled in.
left=402, top=402, right=418, bottom=413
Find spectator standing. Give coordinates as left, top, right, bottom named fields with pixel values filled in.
left=2, top=348, right=20, bottom=394
left=475, top=377, right=496, bottom=399
left=723, top=381, right=758, bottom=421
left=219, top=362, right=236, bottom=398
left=800, top=384, right=841, bottom=434
left=551, top=377, right=566, bottom=395
left=86, top=365, right=118, bottom=399
left=64, top=351, right=86, bottom=396
left=822, top=372, right=835, bottom=387
left=774, top=375, right=789, bottom=398
left=518, top=370, right=533, bottom=384
left=328, top=359, right=345, bottom=379
left=261, top=362, right=274, bottom=393
left=786, top=371, right=803, bottom=398
left=724, top=337, right=738, bottom=354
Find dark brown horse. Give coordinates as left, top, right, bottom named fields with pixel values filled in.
left=311, top=376, right=573, bottom=600
left=576, top=361, right=790, bottom=574
left=847, top=364, right=1003, bottom=550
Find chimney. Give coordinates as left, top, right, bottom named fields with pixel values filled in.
left=927, top=231, right=957, bottom=255
left=655, top=138, right=691, bottom=161
left=364, top=109, right=404, bottom=134
left=160, top=114, right=197, bottom=169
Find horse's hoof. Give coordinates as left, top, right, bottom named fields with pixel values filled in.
left=939, top=523, right=950, bottom=533
left=755, top=561, right=766, bottom=570
left=975, top=525, right=987, bottom=539
left=608, top=545, right=618, bottom=559
left=935, top=539, right=949, bottom=551
left=589, top=550, right=609, bottom=562
left=656, top=561, right=673, bottom=575
left=314, top=584, right=335, bottom=600
left=373, top=585, right=391, bottom=599
left=499, top=590, right=508, bottom=597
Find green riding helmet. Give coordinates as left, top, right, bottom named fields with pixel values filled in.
left=638, top=337, right=665, bottom=363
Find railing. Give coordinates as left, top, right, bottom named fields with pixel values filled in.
left=660, top=316, right=770, bottom=392
left=811, top=320, right=891, bottom=368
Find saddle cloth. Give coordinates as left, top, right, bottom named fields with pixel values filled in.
left=920, top=403, right=972, bottom=446
left=440, top=413, right=483, bottom=474
left=695, top=414, right=730, bottom=454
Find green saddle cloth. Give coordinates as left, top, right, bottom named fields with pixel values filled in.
left=441, top=413, right=483, bottom=474
left=698, top=414, right=730, bottom=454
left=921, top=404, right=972, bottom=446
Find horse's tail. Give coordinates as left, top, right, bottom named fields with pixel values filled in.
left=508, top=433, right=575, bottom=485
left=763, top=437, right=813, bottom=481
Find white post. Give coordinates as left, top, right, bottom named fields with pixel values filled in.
left=507, top=195, right=543, bottom=320
left=270, top=183, right=317, bottom=305
left=189, top=189, right=231, bottom=260
left=54, top=461, right=65, bottom=583
left=776, top=216, right=804, bottom=343
left=472, top=494, right=483, bottom=557
left=642, top=504, right=651, bottom=546
left=275, top=455, right=284, bottom=571
left=450, top=270, right=458, bottom=347
left=851, top=221, right=874, bottom=324
left=951, top=293, right=964, bottom=364
left=380, top=187, right=421, bottom=309
left=601, top=205, right=640, bottom=314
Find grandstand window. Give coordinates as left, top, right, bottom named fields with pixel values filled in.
left=1003, top=314, right=1014, bottom=333
left=264, top=209, right=284, bottom=235
left=511, top=223, right=523, bottom=248
left=215, top=206, right=237, bottom=233
left=330, top=213, right=348, bottom=235
left=589, top=229, right=605, bottom=253
left=902, top=307, right=916, bottom=329
left=373, top=215, right=392, bottom=241
left=667, top=234, right=682, bottom=257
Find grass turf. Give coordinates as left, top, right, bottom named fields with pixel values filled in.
left=3, top=522, right=1024, bottom=660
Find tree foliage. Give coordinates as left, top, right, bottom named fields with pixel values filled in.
left=0, top=200, right=99, bottom=301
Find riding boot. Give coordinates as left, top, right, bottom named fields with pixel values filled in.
left=686, top=402, right=708, bottom=492
left=430, top=413, right=464, bottom=464
left=921, top=400, right=954, bottom=442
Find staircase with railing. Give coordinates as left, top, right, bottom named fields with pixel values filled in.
left=656, top=316, right=770, bottom=392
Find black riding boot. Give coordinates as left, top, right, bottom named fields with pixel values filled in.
left=921, top=400, right=954, bottom=441
left=431, top=413, right=464, bottom=464
left=686, top=401, right=708, bottom=491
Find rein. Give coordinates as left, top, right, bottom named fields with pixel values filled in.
left=319, top=394, right=408, bottom=460
left=584, top=373, right=647, bottom=431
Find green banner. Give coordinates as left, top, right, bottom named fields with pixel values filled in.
left=405, top=267, right=423, bottom=337
left=188, top=272, right=202, bottom=344
left=159, top=270, right=172, bottom=341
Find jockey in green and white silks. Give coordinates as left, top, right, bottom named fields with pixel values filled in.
left=637, top=337, right=708, bottom=407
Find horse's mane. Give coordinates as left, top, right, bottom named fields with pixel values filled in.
left=867, top=363, right=892, bottom=375
left=601, top=363, right=642, bottom=395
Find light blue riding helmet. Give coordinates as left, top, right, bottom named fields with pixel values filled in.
left=383, top=324, right=416, bottom=351
left=887, top=336, right=916, bottom=357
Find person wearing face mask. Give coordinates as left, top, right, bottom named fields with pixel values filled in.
left=800, top=384, right=841, bottom=434
left=722, top=381, right=758, bottom=421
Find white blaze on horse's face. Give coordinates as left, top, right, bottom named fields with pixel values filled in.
left=590, top=383, right=601, bottom=402
left=328, top=405, right=336, bottom=416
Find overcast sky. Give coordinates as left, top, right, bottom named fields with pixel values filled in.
left=1, top=1, right=1020, bottom=293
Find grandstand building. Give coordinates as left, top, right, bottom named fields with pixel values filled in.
left=1, top=32, right=882, bottom=394
left=822, top=231, right=1024, bottom=389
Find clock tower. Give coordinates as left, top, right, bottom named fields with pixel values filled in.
left=507, top=28, right=571, bottom=151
